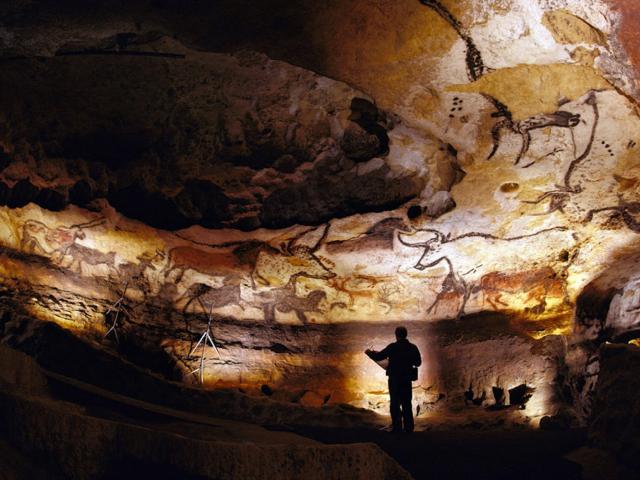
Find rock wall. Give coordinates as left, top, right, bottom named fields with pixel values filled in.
left=0, top=344, right=411, bottom=480
left=590, top=344, right=640, bottom=469
left=0, top=44, right=453, bottom=230
left=1, top=0, right=640, bottom=427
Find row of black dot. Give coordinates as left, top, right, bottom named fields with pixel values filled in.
left=600, top=140, right=614, bottom=157
left=449, top=97, right=463, bottom=118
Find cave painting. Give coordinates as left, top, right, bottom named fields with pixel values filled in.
left=422, top=0, right=605, bottom=169
left=178, top=276, right=246, bottom=315
left=20, top=217, right=105, bottom=262
left=4, top=0, right=640, bottom=424
left=480, top=267, right=569, bottom=314
left=163, top=245, right=248, bottom=285
left=19, top=216, right=169, bottom=289
left=328, top=275, right=404, bottom=314
left=397, top=226, right=576, bottom=319
left=6, top=1, right=634, bottom=329
left=419, top=256, right=468, bottom=319
left=251, top=223, right=335, bottom=288
left=20, top=216, right=128, bottom=277
left=62, top=242, right=118, bottom=276
left=13, top=211, right=344, bottom=325
left=522, top=91, right=600, bottom=214
left=420, top=0, right=640, bottom=243
left=253, top=274, right=327, bottom=324
left=420, top=0, right=486, bottom=82
left=585, top=201, right=640, bottom=232
left=489, top=107, right=582, bottom=167
left=514, top=89, right=640, bottom=235
left=159, top=224, right=338, bottom=324
left=422, top=0, right=640, bottom=260
left=117, top=250, right=166, bottom=298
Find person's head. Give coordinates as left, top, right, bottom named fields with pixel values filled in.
left=395, top=326, right=408, bottom=341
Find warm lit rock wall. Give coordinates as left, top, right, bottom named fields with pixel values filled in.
left=2, top=0, right=640, bottom=424
left=0, top=201, right=580, bottom=420
left=0, top=347, right=412, bottom=480
left=0, top=43, right=455, bottom=230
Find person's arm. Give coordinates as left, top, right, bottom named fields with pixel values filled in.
left=413, top=345, right=422, bottom=367
left=365, top=344, right=391, bottom=362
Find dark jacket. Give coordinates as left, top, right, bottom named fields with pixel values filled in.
left=368, top=339, right=422, bottom=379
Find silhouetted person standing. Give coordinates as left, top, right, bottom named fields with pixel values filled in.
left=365, top=326, right=422, bottom=433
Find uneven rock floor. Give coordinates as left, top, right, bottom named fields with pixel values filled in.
left=2, top=356, right=631, bottom=480
left=0, top=324, right=633, bottom=480
left=284, top=426, right=586, bottom=480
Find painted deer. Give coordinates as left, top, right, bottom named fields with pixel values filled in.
left=397, top=226, right=573, bottom=318
left=252, top=223, right=336, bottom=288
left=329, top=275, right=383, bottom=311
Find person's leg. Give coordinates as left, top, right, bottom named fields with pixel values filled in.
left=400, top=379, right=414, bottom=433
left=388, top=377, right=402, bottom=432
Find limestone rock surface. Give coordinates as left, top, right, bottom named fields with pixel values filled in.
left=0, top=344, right=411, bottom=480
left=0, top=39, right=452, bottom=230
left=2, top=0, right=640, bottom=436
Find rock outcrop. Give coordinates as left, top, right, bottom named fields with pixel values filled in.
left=0, top=344, right=412, bottom=480
left=0, top=40, right=452, bottom=230
left=590, top=343, right=640, bottom=469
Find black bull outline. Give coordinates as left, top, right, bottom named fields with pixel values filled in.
left=397, top=226, right=570, bottom=319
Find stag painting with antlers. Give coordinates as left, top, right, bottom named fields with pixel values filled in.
left=251, top=223, right=336, bottom=288
left=397, top=226, right=572, bottom=319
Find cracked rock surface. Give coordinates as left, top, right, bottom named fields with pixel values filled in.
left=2, top=1, right=640, bottom=453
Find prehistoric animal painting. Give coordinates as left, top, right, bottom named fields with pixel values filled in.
left=522, top=91, right=600, bottom=214
left=329, top=275, right=381, bottom=311
left=20, top=217, right=105, bottom=260
left=117, top=250, right=166, bottom=297
left=19, top=217, right=121, bottom=276
left=422, top=1, right=640, bottom=242
left=325, top=218, right=407, bottom=254
left=421, top=0, right=590, bottom=166
left=584, top=201, right=640, bottom=232
left=489, top=108, right=581, bottom=166
left=60, top=243, right=118, bottom=276
left=479, top=267, right=568, bottom=313
left=178, top=277, right=245, bottom=315
left=177, top=276, right=246, bottom=338
left=397, top=226, right=573, bottom=318
left=253, top=274, right=327, bottom=324
left=163, top=245, right=248, bottom=285
left=420, top=256, right=469, bottom=319
left=251, top=223, right=335, bottom=288
left=327, top=275, right=404, bottom=314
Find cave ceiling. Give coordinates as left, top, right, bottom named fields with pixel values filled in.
left=2, top=0, right=640, bottom=418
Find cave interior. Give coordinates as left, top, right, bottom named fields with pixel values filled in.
left=1, top=1, right=640, bottom=479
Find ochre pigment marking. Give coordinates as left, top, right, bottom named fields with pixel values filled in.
left=448, top=64, right=612, bottom=120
